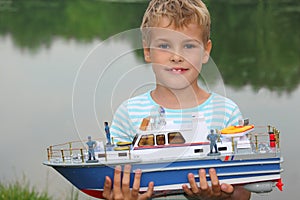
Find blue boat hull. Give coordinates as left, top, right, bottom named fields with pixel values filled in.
left=51, top=156, right=282, bottom=198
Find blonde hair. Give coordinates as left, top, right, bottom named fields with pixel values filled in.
left=141, top=0, right=211, bottom=43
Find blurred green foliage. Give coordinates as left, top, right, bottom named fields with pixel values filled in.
left=0, top=0, right=299, bottom=93
left=0, top=180, right=51, bottom=200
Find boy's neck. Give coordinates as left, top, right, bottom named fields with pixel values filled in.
left=151, top=85, right=210, bottom=109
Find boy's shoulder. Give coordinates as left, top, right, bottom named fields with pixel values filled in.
left=209, top=93, right=239, bottom=107
left=121, top=91, right=153, bottom=107
left=127, top=92, right=149, bottom=103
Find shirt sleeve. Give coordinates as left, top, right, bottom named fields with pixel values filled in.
left=226, top=105, right=243, bottom=127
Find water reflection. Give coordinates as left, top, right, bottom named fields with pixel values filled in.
left=208, top=0, right=300, bottom=94
left=0, top=0, right=299, bottom=92
left=0, top=0, right=299, bottom=200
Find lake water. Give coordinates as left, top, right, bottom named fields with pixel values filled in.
left=0, top=0, right=299, bottom=199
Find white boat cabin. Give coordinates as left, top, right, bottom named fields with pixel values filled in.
left=96, top=117, right=256, bottom=162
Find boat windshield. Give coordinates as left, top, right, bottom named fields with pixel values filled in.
left=132, top=134, right=138, bottom=146
left=138, top=134, right=154, bottom=146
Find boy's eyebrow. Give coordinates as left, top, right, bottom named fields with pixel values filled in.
left=152, top=38, right=202, bottom=44
left=182, top=38, right=202, bottom=44
left=152, top=38, right=170, bottom=42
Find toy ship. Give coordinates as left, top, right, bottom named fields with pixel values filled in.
left=43, top=116, right=283, bottom=199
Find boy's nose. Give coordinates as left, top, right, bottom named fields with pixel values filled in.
left=170, top=53, right=184, bottom=63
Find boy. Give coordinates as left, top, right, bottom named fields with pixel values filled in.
left=103, top=0, right=251, bottom=199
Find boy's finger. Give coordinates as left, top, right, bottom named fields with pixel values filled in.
left=132, top=169, right=142, bottom=199
left=187, top=173, right=199, bottom=193
left=220, top=183, right=234, bottom=194
left=182, top=184, right=193, bottom=196
left=113, top=165, right=123, bottom=199
left=209, top=168, right=221, bottom=195
left=122, top=164, right=131, bottom=196
left=102, top=176, right=112, bottom=199
left=140, top=181, right=154, bottom=200
left=199, top=169, right=209, bottom=191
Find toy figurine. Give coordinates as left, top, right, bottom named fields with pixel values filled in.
left=158, top=106, right=166, bottom=127
left=86, top=136, right=96, bottom=161
left=207, top=129, right=220, bottom=156
left=104, top=122, right=111, bottom=145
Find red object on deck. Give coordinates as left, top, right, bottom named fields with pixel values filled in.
left=269, top=133, right=276, bottom=147
left=269, top=134, right=275, bottom=141
left=270, top=141, right=276, bottom=147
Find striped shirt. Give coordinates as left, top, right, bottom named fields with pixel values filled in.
left=111, top=91, right=242, bottom=142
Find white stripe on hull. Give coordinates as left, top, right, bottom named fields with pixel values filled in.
left=136, top=159, right=282, bottom=173
left=194, top=169, right=284, bottom=178
left=139, top=174, right=281, bottom=191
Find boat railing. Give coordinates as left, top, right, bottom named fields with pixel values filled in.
left=222, top=125, right=280, bottom=154
left=46, top=137, right=133, bottom=163
left=249, top=125, right=281, bottom=153
left=46, top=138, right=108, bottom=163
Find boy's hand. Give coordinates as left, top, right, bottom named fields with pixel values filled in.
left=182, top=168, right=250, bottom=200
left=103, top=164, right=154, bottom=200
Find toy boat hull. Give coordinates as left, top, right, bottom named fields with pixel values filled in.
left=44, top=118, right=283, bottom=198
left=44, top=153, right=282, bottom=199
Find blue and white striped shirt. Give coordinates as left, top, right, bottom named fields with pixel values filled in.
left=111, top=91, right=242, bottom=142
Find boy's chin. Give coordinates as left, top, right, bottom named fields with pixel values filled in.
left=158, top=82, right=195, bottom=91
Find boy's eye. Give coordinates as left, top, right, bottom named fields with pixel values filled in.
left=158, top=44, right=170, bottom=49
left=184, top=44, right=195, bottom=49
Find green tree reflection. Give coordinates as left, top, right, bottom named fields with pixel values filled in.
left=209, top=0, right=300, bottom=93
left=0, top=0, right=299, bottom=93
left=0, top=0, right=147, bottom=49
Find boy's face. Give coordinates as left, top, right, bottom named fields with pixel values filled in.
left=143, top=17, right=212, bottom=91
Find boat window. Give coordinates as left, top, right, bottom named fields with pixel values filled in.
left=156, top=134, right=165, bottom=145
left=168, top=132, right=185, bottom=144
left=138, top=134, right=154, bottom=146
left=194, top=149, right=203, bottom=153
left=98, top=153, right=106, bottom=158
left=118, top=152, right=127, bottom=157
left=218, top=147, right=227, bottom=151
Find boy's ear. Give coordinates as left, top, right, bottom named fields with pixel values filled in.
left=143, top=40, right=151, bottom=63
left=202, top=39, right=212, bottom=64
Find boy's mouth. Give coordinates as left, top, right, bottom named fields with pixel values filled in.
left=167, top=67, right=189, bottom=73
left=168, top=67, right=188, bottom=72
